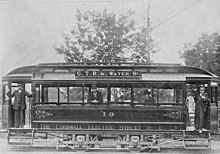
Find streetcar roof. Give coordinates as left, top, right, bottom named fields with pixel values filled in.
left=2, top=62, right=220, bottom=81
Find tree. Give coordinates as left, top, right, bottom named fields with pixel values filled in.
left=55, top=9, right=157, bottom=63
left=180, top=32, right=220, bottom=76
left=215, top=41, right=220, bottom=76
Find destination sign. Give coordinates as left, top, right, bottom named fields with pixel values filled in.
left=39, top=124, right=141, bottom=130
left=36, top=123, right=180, bottom=131
left=75, top=71, right=141, bottom=78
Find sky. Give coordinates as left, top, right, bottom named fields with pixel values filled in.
left=0, top=0, right=220, bottom=77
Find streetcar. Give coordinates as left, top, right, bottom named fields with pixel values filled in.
left=2, top=62, right=220, bottom=152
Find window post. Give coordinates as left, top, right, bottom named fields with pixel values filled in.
left=82, top=83, right=85, bottom=106
left=131, top=84, right=134, bottom=107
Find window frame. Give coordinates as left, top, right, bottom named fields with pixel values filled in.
left=33, top=82, right=185, bottom=106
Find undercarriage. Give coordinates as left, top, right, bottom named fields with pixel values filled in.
left=7, top=128, right=211, bottom=152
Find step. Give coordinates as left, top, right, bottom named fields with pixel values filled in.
left=184, top=138, right=210, bottom=141
left=9, top=128, right=34, bottom=133
left=9, top=136, right=33, bottom=140
left=8, top=142, right=32, bottom=146
left=184, top=144, right=210, bottom=149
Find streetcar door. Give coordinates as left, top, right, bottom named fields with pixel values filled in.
left=2, top=82, right=32, bottom=129
left=185, top=83, right=218, bottom=131
left=2, top=81, right=10, bottom=129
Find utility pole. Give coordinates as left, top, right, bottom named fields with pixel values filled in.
left=147, top=2, right=150, bottom=30
left=147, top=2, right=151, bottom=62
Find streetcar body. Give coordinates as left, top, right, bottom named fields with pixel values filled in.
left=2, top=63, right=219, bottom=151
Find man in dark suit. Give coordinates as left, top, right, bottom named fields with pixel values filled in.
left=199, top=92, right=210, bottom=130
left=87, top=85, right=103, bottom=104
left=7, top=84, right=32, bottom=128
left=195, top=91, right=210, bottom=130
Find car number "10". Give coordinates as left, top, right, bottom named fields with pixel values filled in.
left=101, top=111, right=114, bottom=117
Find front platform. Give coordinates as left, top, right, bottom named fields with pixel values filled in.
left=182, top=130, right=211, bottom=149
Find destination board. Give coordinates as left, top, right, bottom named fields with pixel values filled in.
left=75, top=71, right=141, bottom=79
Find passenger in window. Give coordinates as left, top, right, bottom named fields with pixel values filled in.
left=144, top=90, right=155, bottom=103
left=119, top=90, right=131, bottom=102
left=87, top=85, right=103, bottom=104
left=6, top=84, right=32, bottom=128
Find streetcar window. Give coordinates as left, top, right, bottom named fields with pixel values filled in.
left=133, top=84, right=154, bottom=104
left=85, top=85, right=107, bottom=104
left=97, top=88, right=107, bottom=103
left=158, top=88, right=174, bottom=103
left=34, top=83, right=183, bottom=105
left=157, top=84, right=183, bottom=104
left=3, top=85, right=9, bottom=103
left=59, top=87, right=68, bottom=102
left=84, top=86, right=89, bottom=103
left=211, top=86, right=217, bottom=104
left=175, top=85, right=183, bottom=103
left=47, top=87, right=58, bottom=102
left=35, top=85, right=41, bottom=103
left=111, top=87, right=131, bottom=102
left=133, top=87, right=146, bottom=103
left=69, top=87, right=83, bottom=103
left=11, top=83, right=19, bottom=105
left=25, top=83, right=32, bottom=93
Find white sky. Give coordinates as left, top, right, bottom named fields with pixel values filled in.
left=0, top=0, right=220, bottom=77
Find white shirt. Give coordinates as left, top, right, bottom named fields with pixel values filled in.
left=187, top=96, right=195, bottom=113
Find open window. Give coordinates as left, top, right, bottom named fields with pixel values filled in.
left=33, top=82, right=184, bottom=107
left=34, top=83, right=108, bottom=105
left=84, top=84, right=108, bottom=104
left=2, top=82, right=32, bottom=129
left=69, top=86, right=83, bottom=103
left=133, top=83, right=155, bottom=104
left=157, top=83, right=183, bottom=104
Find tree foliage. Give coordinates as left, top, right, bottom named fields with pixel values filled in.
left=55, top=9, right=157, bottom=63
left=180, top=32, right=220, bottom=76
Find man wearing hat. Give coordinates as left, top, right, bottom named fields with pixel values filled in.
left=194, top=89, right=210, bottom=130
left=87, top=85, right=103, bottom=104
left=7, top=84, right=32, bottom=128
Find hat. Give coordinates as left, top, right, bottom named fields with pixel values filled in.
left=17, top=84, right=23, bottom=89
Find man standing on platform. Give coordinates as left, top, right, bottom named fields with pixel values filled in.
left=194, top=88, right=210, bottom=130
left=7, top=84, right=32, bottom=128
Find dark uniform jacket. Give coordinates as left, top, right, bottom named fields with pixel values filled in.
left=201, top=97, right=210, bottom=112
left=87, top=91, right=103, bottom=104
left=194, top=94, right=210, bottom=129
left=195, top=96, right=210, bottom=113
left=7, top=90, right=32, bottom=110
